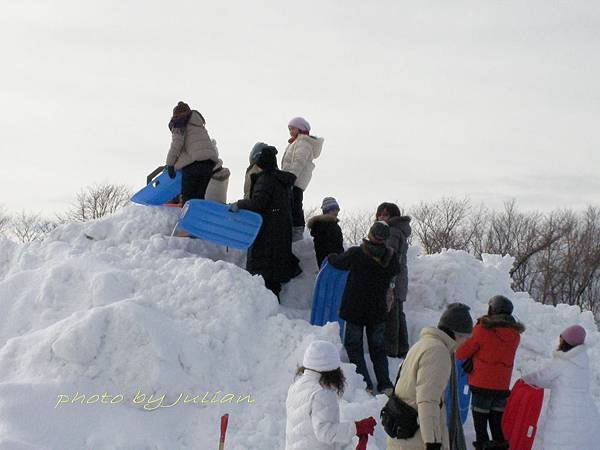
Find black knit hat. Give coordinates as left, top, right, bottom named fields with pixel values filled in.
left=368, top=221, right=390, bottom=244
left=488, top=295, right=514, bottom=315
left=256, top=146, right=278, bottom=170
left=438, top=303, right=473, bottom=335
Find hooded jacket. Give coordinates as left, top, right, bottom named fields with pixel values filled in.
left=522, top=345, right=600, bottom=450
left=281, top=134, right=324, bottom=191
left=456, top=314, right=524, bottom=391
left=328, top=241, right=400, bottom=326
left=307, top=214, right=344, bottom=268
left=387, top=216, right=412, bottom=303
left=285, top=370, right=356, bottom=450
left=166, top=111, right=219, bottom=170
left=387, top=327, right=456, bottom=450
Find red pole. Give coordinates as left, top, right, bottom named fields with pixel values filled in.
left=218, top=414, right=229, bottom=450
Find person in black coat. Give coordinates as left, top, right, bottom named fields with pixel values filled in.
left=306, top=196, right=344, bottom=268
left=376, top=202, right=412, bottom=358
left=328, top=221, right=400, bottom=395
left=231, top=144, right=301, bottom=300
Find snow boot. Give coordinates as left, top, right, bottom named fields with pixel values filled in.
left=483, top=442, right=509, bottom=450
left=473, top=442, right=488, bottom=450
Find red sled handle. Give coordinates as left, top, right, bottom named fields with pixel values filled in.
left=219, top=414, right=229, bottom=448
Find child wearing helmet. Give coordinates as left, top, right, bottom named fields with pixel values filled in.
left=456, top=295, right=525, bottom=450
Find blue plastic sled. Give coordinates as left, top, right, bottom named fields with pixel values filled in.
left=445, top=358, right=471, bottom=425
left=131, top=169, right=182, bottom=205
left=176, top=200, right=262, bottom=250
left=310, top=259, right=349, bottom=340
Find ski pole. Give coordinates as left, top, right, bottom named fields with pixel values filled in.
left=219, top=414, right=229, bottom=450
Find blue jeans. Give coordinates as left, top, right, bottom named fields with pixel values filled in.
left=344, top=321, right=392, bottom=392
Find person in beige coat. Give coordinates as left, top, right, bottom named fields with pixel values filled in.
left=387, top=303, right=473, bottom=450
left=282, top=117, right=324, bottom=241
left=165, top=101, right=220, bottom=203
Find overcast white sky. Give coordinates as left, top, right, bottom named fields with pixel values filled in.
left=1, top=0, right=598, bottom=217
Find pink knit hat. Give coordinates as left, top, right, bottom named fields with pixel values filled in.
left=288, top=117, right=311, bottom=133
left=561, top=325, right=586, bottom=346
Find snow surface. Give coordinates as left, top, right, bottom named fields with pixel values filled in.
left=0, top=205, right=598, bottom=449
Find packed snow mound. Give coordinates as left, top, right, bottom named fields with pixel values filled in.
left=0, top=205, right=598, bottom=450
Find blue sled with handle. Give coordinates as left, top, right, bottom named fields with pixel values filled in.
left=131, top=169, right=182, bottom=206
left=310, top=259, right=349, bottom=340
left=445, top=358, right=471, bottom=426
left=177, top=199, right=262, bottom=250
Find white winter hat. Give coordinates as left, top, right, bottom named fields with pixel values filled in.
left=302, top=340, right=340, bottom=372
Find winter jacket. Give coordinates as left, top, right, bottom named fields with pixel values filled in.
left=281, top=134, right=324, bottom=191
left=166, top=111, right=219, bottom=170
left=237, top=169, right=299, bottom=285
left=328, top=242, right=400, bottom=326
left=387, top=327, right=455, bottom=450
left=307, top=214, right=344, bottom=268
left=387, top=216, right=411, bottom=303
left=522, top=345, right=600, bottom=450
left=456, top=314, right=524, bottom=391
left=285, top=370, right=356, bottom=450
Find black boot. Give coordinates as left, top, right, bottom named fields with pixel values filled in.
left=483, top=442, right=509, bottom=450
left=472, top=442, right=487, bottom=450
left=472, top=410, right=491, bottom=444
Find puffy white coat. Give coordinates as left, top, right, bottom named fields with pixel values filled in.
left=522, top=345, right=600, bottom=450
left=165, top=111, right=219, bottom=170
left=282, top=135, right=324, bottom=191
left=285, top=370, right=356, bottom=450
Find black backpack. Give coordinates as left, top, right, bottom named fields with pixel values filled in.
left=380, top=362, right=420, bottom=439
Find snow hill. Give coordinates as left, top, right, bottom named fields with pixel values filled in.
left=0, top=205, right=598, bottom=450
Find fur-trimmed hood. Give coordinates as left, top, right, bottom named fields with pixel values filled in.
left=306, top=213, right=338, bottom=229
left=360, top=240, right=394, bottom=268
left=478, top=314, right=525, bottom=333
left=388, top=215, right=412, bottom=238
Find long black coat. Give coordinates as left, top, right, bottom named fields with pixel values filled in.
left=387, top=216, right=412, bottom=302
left=237, top=169, right=299, bottom=285
left=328, top=241, right=400, bottom=326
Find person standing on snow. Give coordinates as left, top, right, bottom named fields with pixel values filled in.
left=387, top=303, right=473, bottom=450
left=522, top=325, right=600, bottom=450
left=285, top=340, right=377, bottom=450
left=455, top=295, right=524, bottom=450
left=165, top=101, right=220, bottom=203
left=376, top=202, right=412, bottom=359
left=281, top=117, right=324, bottom=242
left=307, top=197, right=344, bottom=269
left=230, top=144, right=301, bottom=300
left=328, top=221, right=400, bottom=396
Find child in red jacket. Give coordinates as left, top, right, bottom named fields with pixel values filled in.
left=456, top=295, right=525, bottom=450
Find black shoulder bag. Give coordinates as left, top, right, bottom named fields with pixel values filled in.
left=380, top=362, right=420, bottom=439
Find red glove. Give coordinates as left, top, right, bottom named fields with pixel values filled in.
left=355, top=416, right=376, bottom=436
left=356, top=434, right=369, bottom=450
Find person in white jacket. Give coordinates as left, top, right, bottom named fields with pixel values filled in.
left=522, top=325, right=600, bottom=450
left=282, top=117, right=324, bottom=241
left=285, top=340, right=376, bottom=450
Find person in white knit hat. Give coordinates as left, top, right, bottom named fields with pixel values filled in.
left=285, top=340, right=376, bottom=450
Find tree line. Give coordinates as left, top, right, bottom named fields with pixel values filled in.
left=1, top=188, right=598, bottom=320
left=338, top=198, right=600, bottom=320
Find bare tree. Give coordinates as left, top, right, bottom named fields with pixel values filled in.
left=340, top=210, right=374, bottom=246
left=410, top=197, right=473, bottom=254
left=0, top=206, right=10, bottom=237
left=10, top=211, right=57, bottom=243
left=63, top=183, right=132, bottom=222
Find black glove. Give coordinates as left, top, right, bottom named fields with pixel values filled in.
left=461, top=357, right=474, bottom=374
left=228, top=203, right=239, bottom=213
left=167, top=166, right=176, bottom=179
left=425, top=444, right=442, bottom=450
